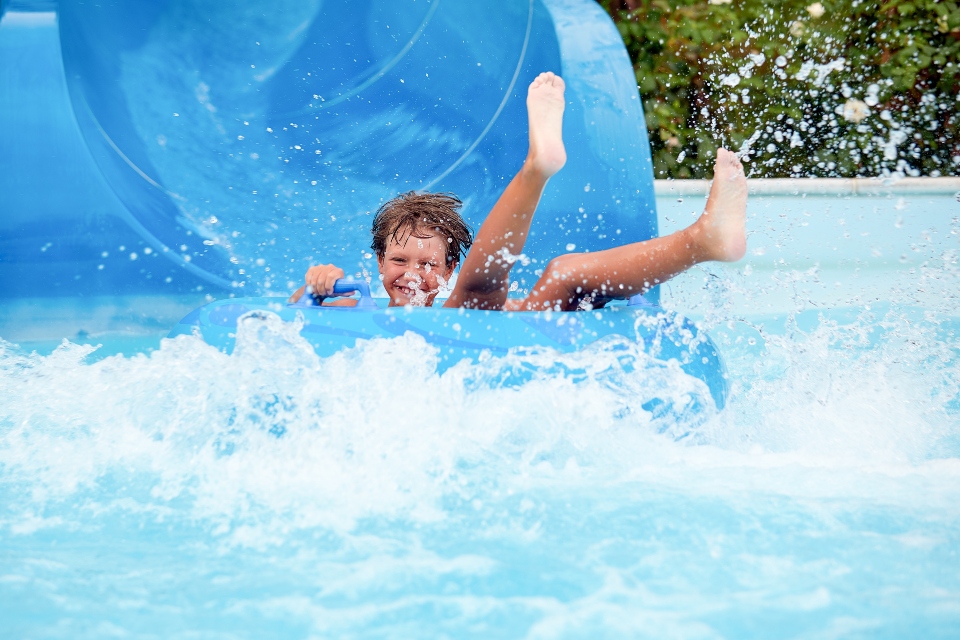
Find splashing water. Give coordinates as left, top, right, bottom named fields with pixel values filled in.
left=2, top=196, right=960, bottom=636
left=2, top=302, right=959, bottom=635
left=692, top=7, right=959, bottom=180
left=400, top=271, right=431, bottom=307
left=0, top=314, right=714, bottom=533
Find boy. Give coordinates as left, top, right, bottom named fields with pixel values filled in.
left=289, top=72, right=747, bottom=311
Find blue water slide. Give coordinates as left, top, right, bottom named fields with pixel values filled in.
left=0, top=0, right=656, bottom=299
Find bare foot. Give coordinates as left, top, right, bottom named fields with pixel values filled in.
left=525, top=72, right=566, bottom=178
left=689, top=148, right=747, bottom=262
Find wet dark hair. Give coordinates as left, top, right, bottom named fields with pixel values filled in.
left=370, top=191, right=473, bottom=265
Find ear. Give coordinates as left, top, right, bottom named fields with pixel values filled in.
left=376, top=254, right=385, bottom=274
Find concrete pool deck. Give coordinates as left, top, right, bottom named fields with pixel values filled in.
left=656, top=176, right=960, bottom=196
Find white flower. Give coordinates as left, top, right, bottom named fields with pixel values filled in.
left=709, top=0, right=732, bottom=4
left=842, top=98, right=870, bottom=123
left=806, top=3, right=825, bottom=18
left=789, top=21, right=806, bottom=37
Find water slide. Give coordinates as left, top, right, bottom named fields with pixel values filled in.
left=0, top=0, right=656, bottom=299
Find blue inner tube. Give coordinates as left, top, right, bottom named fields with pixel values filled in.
left=169, top=288, right=729, bottom=411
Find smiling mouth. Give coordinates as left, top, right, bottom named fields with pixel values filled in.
left=395, top=284, right=425, bottom=297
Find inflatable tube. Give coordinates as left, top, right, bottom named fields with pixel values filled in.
left=169, top=281, right=728, bottom=410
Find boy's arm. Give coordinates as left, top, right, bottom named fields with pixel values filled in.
left=288, top=285, right=309, bottom=303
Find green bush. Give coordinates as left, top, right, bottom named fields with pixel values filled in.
left=597, top=0, right=960, bottom=178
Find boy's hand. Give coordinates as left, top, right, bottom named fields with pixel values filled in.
left=305, top=264, right=346, bottom=298
left=288, top=264, right=346, bottom=303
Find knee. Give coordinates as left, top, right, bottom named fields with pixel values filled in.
left=543, top=253, right=582, bottom=282
left=538, top=254, right=589, bottom=302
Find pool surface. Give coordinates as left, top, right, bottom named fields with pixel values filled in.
left=2, top=189, right=959, bottom=638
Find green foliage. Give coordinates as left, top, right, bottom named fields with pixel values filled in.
left=597, top=0, right=960, bottom=178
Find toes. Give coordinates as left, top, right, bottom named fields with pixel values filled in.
left=717, top=148, right=741, bottom=171
left=542, top=72, right=563, bottom=89
left=712, top=149, right=746, bottom=181
left=529, top=72, right=564, bottom=93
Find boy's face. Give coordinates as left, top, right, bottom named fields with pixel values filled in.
left=377, top=229, right=455, bottom=307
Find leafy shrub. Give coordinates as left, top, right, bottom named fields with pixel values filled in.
left=597, top=0, right=960, bottom=178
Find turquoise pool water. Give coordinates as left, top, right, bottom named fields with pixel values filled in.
left=1, top=191, right=959, bottom=637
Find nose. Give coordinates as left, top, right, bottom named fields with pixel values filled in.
left=402, top=269, right=424, bottom=283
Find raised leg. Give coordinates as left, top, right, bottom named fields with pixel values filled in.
left=444, top=72, right=567, bottom=310
left=509, top=149, right=748, bottom=311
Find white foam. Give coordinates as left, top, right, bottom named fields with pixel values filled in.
left=1, top=294, right=958, bottom=547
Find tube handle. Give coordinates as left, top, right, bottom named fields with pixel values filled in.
left=292, top=277, right=378, bottom=310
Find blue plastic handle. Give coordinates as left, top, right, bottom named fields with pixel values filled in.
left=291, top=277, right=378, bottom=310
left=332, top=278, right=371, bottom=298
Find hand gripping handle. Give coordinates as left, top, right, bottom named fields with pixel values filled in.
left=292, top=277, right=378, bottom=310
